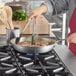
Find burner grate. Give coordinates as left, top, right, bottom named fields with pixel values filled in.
left=0, top=46, right=73, bottom=76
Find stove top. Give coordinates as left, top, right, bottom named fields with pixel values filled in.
left=0, top=46, right=73, bottom=76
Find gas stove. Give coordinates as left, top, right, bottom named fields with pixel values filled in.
left=0, top=45, right=73, bottom=76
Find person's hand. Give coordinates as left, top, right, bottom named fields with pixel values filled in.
left=29, top=5, right=47, bottom=19
left=67, top=33, right=76, bottom=43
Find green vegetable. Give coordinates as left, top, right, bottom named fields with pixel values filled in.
left=13, top=9, right=28, bottom=21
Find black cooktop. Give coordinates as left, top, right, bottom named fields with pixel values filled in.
left=0, top=46, right=73, bottom=76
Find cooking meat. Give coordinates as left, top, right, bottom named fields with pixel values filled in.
left=17, top=36, right=56, bottom=46
left=18, top=41, right=49, bottom=46
left=35, top=41, right=49, bottom=46
left=18, top=41, right=31, bottom=46
left=18, top=39, right=56, bottom=46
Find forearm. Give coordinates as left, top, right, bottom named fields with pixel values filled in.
left=42, top=0, right=70, bottom=16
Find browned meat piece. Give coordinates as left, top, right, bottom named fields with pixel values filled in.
left=17, top=38, right=56, bottom=47
left=18, top=41, right=31, bottom=46
left=35, top=41, right=49, bottom=46
left=18, top=41, right=49, bottom=46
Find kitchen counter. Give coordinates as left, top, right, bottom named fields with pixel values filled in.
left=54, top=45, right=76, bottom=76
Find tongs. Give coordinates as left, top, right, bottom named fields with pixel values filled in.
left=31, top=17, right=36, bottom=45
left=16, top=19, right=31, bottom=44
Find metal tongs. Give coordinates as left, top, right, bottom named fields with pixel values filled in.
left=16, top=19, right=31, bottom=44
left=31, top=17, right=36, bottom=45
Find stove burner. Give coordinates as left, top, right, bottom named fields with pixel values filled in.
left=0, top=46, right=73, bottom=76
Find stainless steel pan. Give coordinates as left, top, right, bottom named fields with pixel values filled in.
left=10, top=36, right=56, bottom=54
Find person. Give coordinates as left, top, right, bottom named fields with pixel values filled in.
left=29, top=0, right=76, bottom=56
left=67, top=7, right=76, bottom=55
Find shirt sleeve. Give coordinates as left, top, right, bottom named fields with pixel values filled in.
left=41, top=0, right=53, bottom=20
left=42, top=0, right=70, bottom=16
left=52, top=0, right=70, bottom=15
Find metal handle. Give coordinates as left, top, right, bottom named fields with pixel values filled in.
left=56, top=39, right=66, bottom=44
left=21, top=19, right=31, bottom=34
left=13, top=0, right=22, bottom=2
left=31, top=17, right=36, bottom=45
left=13, top=0, right=16, bottom=2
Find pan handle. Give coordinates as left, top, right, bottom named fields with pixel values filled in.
left=53, top=39, right=67, bottom=47
left=56, top=39, right=66, bottom=43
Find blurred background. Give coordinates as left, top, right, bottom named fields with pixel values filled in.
left=0, top=0, right=69, bottom=45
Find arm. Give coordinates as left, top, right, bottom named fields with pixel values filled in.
left=67, top=8, right=76, bottom=44
left=46, top=0, right=70, bottom=15
left=29, top=0, right=70, bottom=20
left=43, top=0, right=70, bottom=17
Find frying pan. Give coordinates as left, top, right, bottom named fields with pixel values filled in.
left=9, top=17, right=57, bottom=54
left=10, top=36, right=57, bottom=54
